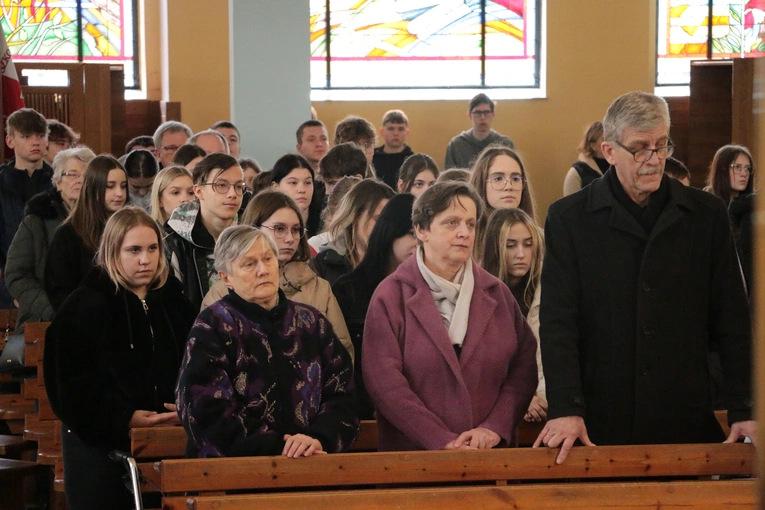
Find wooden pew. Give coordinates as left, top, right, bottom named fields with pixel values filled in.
left=157, top=443, right=755, bottom=509
left=166, top=480, right=757, bottom=510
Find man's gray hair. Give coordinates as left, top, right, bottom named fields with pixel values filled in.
left=214, top=225, right=277, bottom=274
left=153, top=121, right=192, bottom=149
left=603, top=91, right=670, bottom=142
left=51, top=147, right=97, bottom=183
left=189, top=129, right=230, bottom=154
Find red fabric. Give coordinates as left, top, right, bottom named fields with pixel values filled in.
left=0, top=34, right=25, bottom=159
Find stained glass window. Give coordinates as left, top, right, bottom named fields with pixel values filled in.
left=657, top=0, right=765, bottom=86
left=0, top=1, right=138, bottom=88
left=310, top=0, right=541, bottom=89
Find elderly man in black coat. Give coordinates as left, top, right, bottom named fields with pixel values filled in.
left=535, top=91, right=755, bottom=464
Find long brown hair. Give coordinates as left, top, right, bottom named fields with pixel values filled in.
left=707, top=144, right=755, bottom=206
left=65, top=155, right=128, bottom=252
left=242, top=189, right=311, bottom=262
left=397, top=153, right=439, bottom=193
left=481, top=208, right=544, bottom=316
left=470, top=145, right=536, bottom=220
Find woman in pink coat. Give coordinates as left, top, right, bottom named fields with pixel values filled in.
left=363, top=181, right=538, bottom=451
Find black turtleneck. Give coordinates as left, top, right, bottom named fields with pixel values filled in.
left=607, top=168, right=669, bottom=234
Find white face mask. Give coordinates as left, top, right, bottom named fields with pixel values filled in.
left=130, top=192, right=152, bottom=212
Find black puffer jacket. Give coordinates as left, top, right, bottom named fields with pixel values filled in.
left=5, top=188, right=68, bottom=328
left=44, top=268, right=197, bottom=449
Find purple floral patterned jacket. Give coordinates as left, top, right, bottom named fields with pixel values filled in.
left=176, top=289, right=359, bottom=458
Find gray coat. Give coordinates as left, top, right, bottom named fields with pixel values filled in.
left=5, top=189, right=68, bottom=328
left=540, top=173, right=752, bottom=445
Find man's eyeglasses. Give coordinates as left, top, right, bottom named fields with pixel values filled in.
left=730, top=164, right=752, bottom=175
left=471, top=110, right=493, bottom=117
left=487, top=174, right=525, bottom=191
left=161, top=145, right=180, bottom=153
left=260, top=224, right=306, bottom=240
left=62, top=170, right=82, bottom=179
left=614, top=141, right=674, bottom=162
left=203, top=181, right=246, bottom=195
left=356, top=141, right=374, bottom=149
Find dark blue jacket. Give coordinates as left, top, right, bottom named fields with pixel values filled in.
left=0, top=159, right=54, bottom=267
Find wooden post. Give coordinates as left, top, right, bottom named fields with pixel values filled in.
left=753, top=56, right=765, bottom=510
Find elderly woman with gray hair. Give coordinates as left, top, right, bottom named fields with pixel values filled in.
left=363, top=181, right=538, bottom=451
left=5, top=147, right=96, bottom=329
left=176, top=225, right=359, bottom=458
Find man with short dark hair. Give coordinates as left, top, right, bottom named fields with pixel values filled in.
left=45, top=120, right=79, bottom=165
left=444, top=93, right=514, bottom=169
left=535, top=91, right=755, bottom=464
left=334, top=115, right=376, bottom=166
left=211, top=120, right=241, bottom=158
left=373, top=109, right=414, bottom=189
left=319, top=142, right=367, bottom=196
left=125, top=135, right=156, bottom=156
left=0, top=108, right=54, bottom=305
left=296, top=120, right=329, bottom=172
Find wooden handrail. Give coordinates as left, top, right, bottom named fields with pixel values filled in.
left=158, top=442, right=755, bottom=494
left=162, top=479, right=757, bottom=510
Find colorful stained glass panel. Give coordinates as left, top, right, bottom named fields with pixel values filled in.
left=310, top=0, right=539, bottom=89
left=657, top=0, right=765, bottom=86
left=0, top=1, right=136, bottom=87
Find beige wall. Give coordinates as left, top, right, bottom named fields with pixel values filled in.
left=147, top=0, right=657, bottom=221
left=143, top=0, right=230, bottom=132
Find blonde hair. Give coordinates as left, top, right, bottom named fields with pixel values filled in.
left=481, top=208, right=544, bottom=313
left=97, top=207, right=169, bottom=293
left=150, top=166, right=193, bottom=224
left=329, top=179, right=395, bottom=267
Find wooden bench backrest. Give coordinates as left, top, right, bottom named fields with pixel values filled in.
left=158, top=442, right=755, bottom=494
left=162, top=479, right=757, bottom=510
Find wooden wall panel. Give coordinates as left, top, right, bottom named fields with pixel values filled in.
left=688, top=61, right=733, bottom=188
left=666, top=96, right=690, bottom=168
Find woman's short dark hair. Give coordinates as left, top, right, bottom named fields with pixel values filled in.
left=412, top=181, right=484, bottom=232
left=397, top=154, right=440, bottom=193
left=241, top=189, right=311, bottom=262
left=271, top=154, right=314, bottom=183
left=173, top=144, right=207, bottom=167
left=707, top=144, right=755, bottom=206
left=192, top=153, right=240, bottom=185
left=124, top=149, right=159, bottom=179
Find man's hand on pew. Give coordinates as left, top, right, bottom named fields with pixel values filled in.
left=525, top=396, right=548, bottom=422
left=282, top=434, right=326, bottom=458
left=532, top=415, right=595, bottom=465
left=129, top=404, right=181, bottom=428
left=724, top=420, right=758, bottom=446
left=450, top=427, right=500, bottom=450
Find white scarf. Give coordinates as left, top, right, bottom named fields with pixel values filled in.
left=416, top=246, right=474, bottom=347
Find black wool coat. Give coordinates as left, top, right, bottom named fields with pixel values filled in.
left=43, top=268, right=197, bottom=449
left=540, top=172, right=752, bottom=445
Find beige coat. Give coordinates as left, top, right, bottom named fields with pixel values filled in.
left=202, top=260, right=355, bottom=362
left=562, top=154, right=605, bottom=196
left=526, top=285, right=545, bottom=400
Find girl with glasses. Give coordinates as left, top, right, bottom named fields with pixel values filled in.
left=164, top=153, right=244, bottom=309
left=707, top=144, right=757, bottom=290
left=270, top=154, right=321, bottom=238
left=470, top=144, right=536, bottom=260
left=202, top=190, right=354, bottom=360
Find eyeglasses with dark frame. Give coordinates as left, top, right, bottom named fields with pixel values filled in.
left=614, top=141, right=675, bottom=163
left=203, top=181, right=247, bottom=195
left=487, top=174, right=525, bottom=191
left=471, top=109, right=494, bottom=117
left=62, top=170, right=83, bottom=179
left=259, top=224, right=307, bottom=240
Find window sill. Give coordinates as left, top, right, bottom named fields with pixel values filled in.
left=310, top=87, right=547, bottom=102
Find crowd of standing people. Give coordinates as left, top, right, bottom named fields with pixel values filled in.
left=0, top=89, right=756, bottom=507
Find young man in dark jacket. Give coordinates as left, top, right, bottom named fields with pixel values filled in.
left=0, top=108, right=53, bottom=306
left=372, top=109, right=414, bottom=190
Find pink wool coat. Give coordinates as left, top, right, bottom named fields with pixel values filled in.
left=362, top=255, right=538, bottom=451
